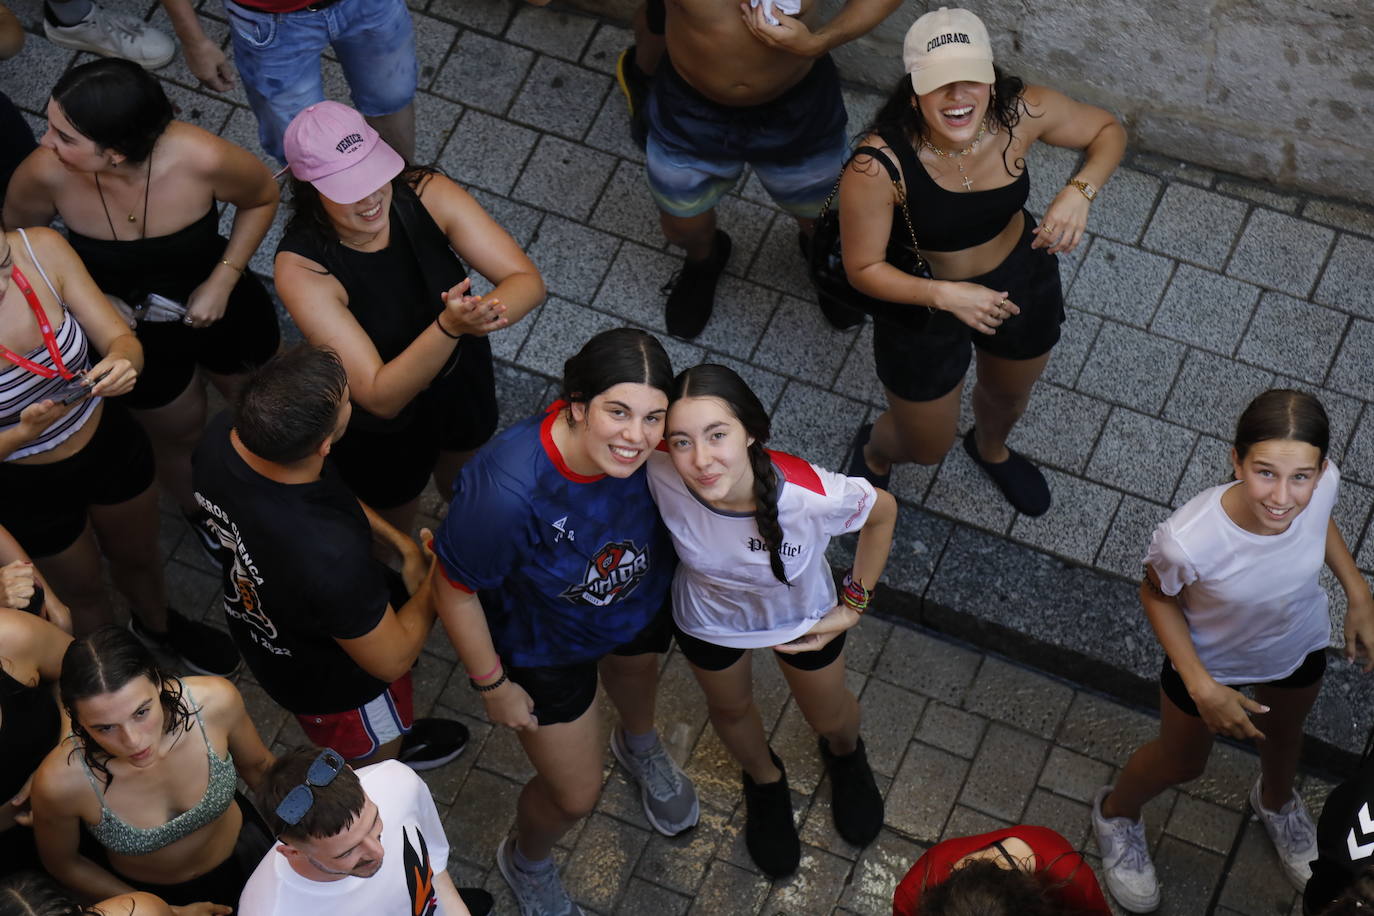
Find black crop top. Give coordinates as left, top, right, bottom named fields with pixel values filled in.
left=881, top=128, right=1030, bottom=253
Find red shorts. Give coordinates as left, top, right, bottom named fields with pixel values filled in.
left=295, top=672, right=414, bottom=760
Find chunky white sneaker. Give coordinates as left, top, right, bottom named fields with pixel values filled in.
left=44, top=3, right=176, bottom=69
left=1249, top=777, right=1317, bottom=890
left=1091, top=786, right=1162, bottom=913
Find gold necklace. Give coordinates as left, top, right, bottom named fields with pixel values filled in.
left=922, top=121, right=987, bottom=190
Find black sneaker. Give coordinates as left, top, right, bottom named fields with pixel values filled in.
left=962, top=427, right=1051, bottom=516
left=398, top=718, right=469, bottom=771
left=458, top=886, right=495, bottom=916
left=184, top=509, right=231, bottom=570
left=799, top=230, right=864, bottom=330
left=129, top=608, right=241, bottom=677
left=819, top=736, right=883, bottom=846
left=615, top=46, right=650, bottom=150
left=742, top=750, right=799, bottom=878
left=662, top=230, right=732, bottom=340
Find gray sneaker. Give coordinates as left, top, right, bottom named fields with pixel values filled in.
left=611, top=727, right=700, bottom=836
left=496, top=837, right=583, bottom=916
left=44, top=3, right=176, bottom=69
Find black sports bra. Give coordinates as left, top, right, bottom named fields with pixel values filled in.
left=881, top=128, right=1030, bottom=253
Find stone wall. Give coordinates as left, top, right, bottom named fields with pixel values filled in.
left=571, top=0, right=1374, bottom=204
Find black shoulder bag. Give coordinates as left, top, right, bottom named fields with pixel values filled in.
left=808, top=129, right=936, bottom=331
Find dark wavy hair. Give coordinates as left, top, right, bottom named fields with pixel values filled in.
left=0, top=872, right=110, bottom=916
left=866, top=66, right=1030, bottom=177
left=917, top=854, right=1096, bottom=915
left=235, top=344, right=349, bottom=463
left=561, top=328, right=674, bottom=417
left=284, top=166, right=438, bottom=244
left=671, top=364, right=789, bottom=586
left=59, top=626, right=194, bottom=790
left=1233, top=388, right=1330, bottom=464
left=50, top=58, right=173, bottom=163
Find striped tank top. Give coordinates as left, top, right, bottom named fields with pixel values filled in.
left=1, top=229, right=99, bottom=461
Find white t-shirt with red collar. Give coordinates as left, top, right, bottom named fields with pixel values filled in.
left=647, top=449, right=876, bottom=648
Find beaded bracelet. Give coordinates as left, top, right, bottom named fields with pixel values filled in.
left=840, top=571, right=872, bottom=614
left=470, top=670, right=508, bottom=693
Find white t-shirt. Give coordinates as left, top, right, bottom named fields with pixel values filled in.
left=238, top=761, right=450, bottom=916
left=1143, top=462, right=1340, bottom=684
left=647, top=449, right=876, bottom=648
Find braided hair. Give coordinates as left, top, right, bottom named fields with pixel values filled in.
left=672, top=364, right=790, bottom=586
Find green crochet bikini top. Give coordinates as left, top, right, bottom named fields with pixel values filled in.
left=78, top=683, right=237, bottom=857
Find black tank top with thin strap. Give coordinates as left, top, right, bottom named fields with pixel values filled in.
left=0, top=664, right=59, bottom=801
left=882, top=128, right=1030, bottom=253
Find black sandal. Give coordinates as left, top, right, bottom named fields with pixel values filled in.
left=962, top=427, right=1051, bottom=516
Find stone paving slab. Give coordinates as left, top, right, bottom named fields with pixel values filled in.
left=7, top=2, right=1374, bottom=910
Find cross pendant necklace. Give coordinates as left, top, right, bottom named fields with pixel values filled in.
left=922, top=120, right=987, bottom=191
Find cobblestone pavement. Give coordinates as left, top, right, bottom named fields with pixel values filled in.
left=6, top=0, right=1374, bottom=912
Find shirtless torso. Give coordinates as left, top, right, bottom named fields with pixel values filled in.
left=665, top=0, right=819, bottom=106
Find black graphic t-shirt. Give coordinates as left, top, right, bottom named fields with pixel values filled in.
left=192, top=412, right=392, bottom=714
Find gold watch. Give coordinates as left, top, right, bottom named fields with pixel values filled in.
left=1067, top=178, right=1098, bottom=201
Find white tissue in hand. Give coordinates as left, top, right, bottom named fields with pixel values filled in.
left=749, top=0, right=800, bottom=26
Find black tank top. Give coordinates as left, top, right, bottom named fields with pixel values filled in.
left=0, top=663, right=59, bottom=802
left=882, top=127, right=1030, bottom=252
left=67, top=205, right=227, bottom=303
left=277, top=180, right=471, bottom=434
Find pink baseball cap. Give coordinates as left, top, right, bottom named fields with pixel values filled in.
left=282, top=101, right=404, bottom=205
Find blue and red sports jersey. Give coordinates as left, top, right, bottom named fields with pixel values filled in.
left=432, top=403, right=674, bottom=667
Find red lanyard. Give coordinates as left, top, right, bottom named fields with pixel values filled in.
left=0, top=267, right=77, bottom=381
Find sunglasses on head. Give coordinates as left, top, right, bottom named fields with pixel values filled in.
left=274, top=748, right=346, bottom=826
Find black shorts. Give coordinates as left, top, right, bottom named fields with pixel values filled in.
left=0, top=402, right=156, bottom=557
left=122, top=273, right=281, bottom=410
left=120, top=792, right=273, bottom=907
left=1160, top=650, right=1327, bottom=718
left=673, top=624, right=847, bottom=673
left=505, top=607, right=674, bottom=727
left=330, top=338, right=498, bottom=509
left=873, top=210, right=1065, bottom=402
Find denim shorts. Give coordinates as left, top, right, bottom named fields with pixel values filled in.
left=645, top=55, right=847, bottom=219
left=224, top=0, right=417, bottom=162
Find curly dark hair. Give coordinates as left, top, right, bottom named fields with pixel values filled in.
left=866, top=66, right=1032, bottom=177
left=284, top=166, right=440, bottom=245
left=59, top=626, right=196, bottom=790
left=917, top=855, right=1097, bottom=916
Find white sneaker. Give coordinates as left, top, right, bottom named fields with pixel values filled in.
left=44, top=3, right=176, bottom=69
left=1091, top=786, right=1162, bottom=913
left=1249, top=777, right=1317, bottom=890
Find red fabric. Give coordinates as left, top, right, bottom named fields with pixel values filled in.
left=227, top=0, right=320, bottom=13
left=295, top=671, right=415, bottom=760
left=892, top=826, right=1111, bottom=916
left=768, top=449, right=825, bottom=495
left=539, top=400, right=605, bottom=483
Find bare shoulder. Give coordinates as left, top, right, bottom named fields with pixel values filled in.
left=33, top=736, right=92, bottom=810
left=845, top=133, right=898, bottom=178
left=182, top=675, right=244, bottom=727
left=161, top=120, right=232, bottom=169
